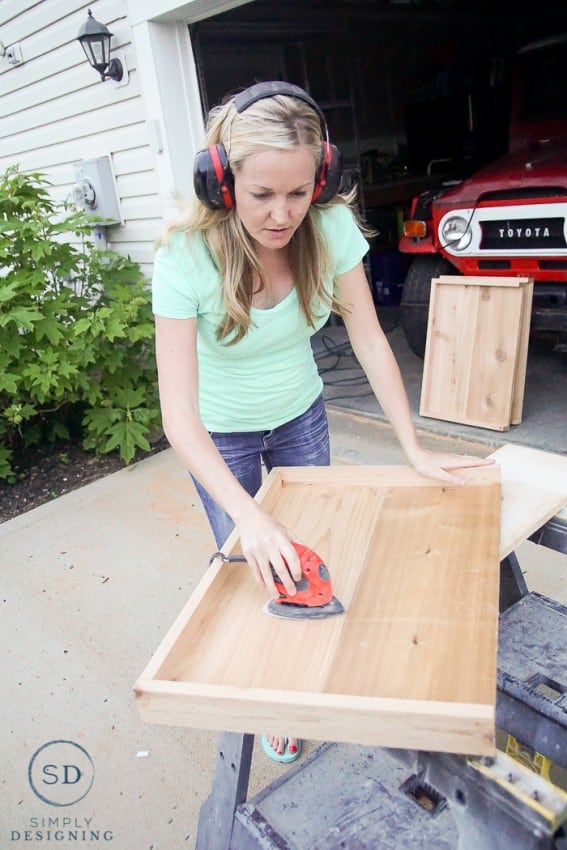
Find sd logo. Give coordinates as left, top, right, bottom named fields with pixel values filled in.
left=28, top=740, right=95, bottom=806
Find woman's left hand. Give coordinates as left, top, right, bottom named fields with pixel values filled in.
left=406, top=447, right=495, bottom=486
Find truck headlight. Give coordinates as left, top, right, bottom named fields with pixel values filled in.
left=440, top=215, right=472, bottom=251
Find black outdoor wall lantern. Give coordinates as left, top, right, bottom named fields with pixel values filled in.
left=77, top=9, right=123, bottom=82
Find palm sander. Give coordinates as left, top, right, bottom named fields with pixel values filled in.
left=209, top=542, right=345, bottom=621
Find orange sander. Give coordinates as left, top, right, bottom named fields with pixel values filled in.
left=209, top=541, right=345, bottom=621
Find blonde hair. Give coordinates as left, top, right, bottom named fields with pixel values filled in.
left=159, top=90, right=367, bottom=344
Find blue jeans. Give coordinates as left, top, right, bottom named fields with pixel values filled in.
left=192, top=394, right=330, bottom=547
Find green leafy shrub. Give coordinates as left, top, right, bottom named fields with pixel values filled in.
left=0, top=165, right=161, bottom=482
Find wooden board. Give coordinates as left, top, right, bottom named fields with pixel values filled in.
left=134, top=465, right=501, bottom=755
left=491, top=444, right=567, bottom=558
left=509, top=280, right=534, bottom=425
left=420, top=276, right=533, bottom=431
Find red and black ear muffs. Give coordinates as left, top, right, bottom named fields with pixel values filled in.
left=193, top=81, right=343, bottom=210
left=194, top=143, right=235, bottom=210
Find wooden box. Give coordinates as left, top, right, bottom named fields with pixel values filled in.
left=420, top=276, right=534, bottom=430
left=134, top=465, right=501, bottom=755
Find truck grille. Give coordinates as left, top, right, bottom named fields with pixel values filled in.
left=438, top=202, right=567, bottom=258
left=480, top=217, right=567, bottom=250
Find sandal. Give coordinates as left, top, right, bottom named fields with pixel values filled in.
left=261, top=735, right=302, bottom=764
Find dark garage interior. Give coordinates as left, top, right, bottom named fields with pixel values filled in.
left=190, top=0, right=567, bottom=245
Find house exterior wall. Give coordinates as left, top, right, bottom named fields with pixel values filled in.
left=0, top=0, right=251, bottom=277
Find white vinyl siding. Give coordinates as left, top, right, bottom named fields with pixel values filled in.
left=0, top=0, right=255, bottom=275
left=0, top=0, right=162, bottom=276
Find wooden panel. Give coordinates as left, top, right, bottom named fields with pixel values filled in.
left=134, top=465, right=501, bottom=755
left=491, top=445, right=567, bottom=558
left=420, top=276, right=533, bottom=431
left=510, top=279, right=534, bottom=425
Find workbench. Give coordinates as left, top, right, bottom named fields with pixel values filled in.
left=137, top=445, right=567, bottom=850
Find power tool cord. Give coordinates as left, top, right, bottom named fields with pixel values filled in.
left=314, top=314, right=399, bottom=402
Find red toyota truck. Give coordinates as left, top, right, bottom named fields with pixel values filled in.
left=398, top=34, right=567, bottom=357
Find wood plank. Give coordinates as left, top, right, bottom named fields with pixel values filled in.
left=134, top=681, right=494, bottom=755
left=510, top=280, right=534, bottom=425
left=420, top=276, right=529, bottom=430
left=134, top=465, right=501, bottom=755
left=277, top=464, right=494, bottom=487
left=490, top=445, right=567, bottom=558
left=434, top=276, right=533, bottom=426
left=434, top=275, right=532, bottom=289
left=325, top=483, right=498, bottom=704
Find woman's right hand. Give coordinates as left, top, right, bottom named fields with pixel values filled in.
left=236, top=505, right=302, bottom=598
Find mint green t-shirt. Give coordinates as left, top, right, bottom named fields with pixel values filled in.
left=152, top=203, right=369, bottom=432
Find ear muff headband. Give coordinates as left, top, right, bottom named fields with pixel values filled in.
left=193, top=81, right=342, bottom=209
left=233, top=81, right=328, bottom=131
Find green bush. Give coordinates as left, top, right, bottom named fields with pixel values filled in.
left=0, top=165, right=161, bottom=482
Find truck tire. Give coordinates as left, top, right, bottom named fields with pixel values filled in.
left=400, top=255, right=457, bottom=358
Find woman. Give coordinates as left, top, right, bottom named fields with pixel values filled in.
left=152, top=81, right=492, bottom=762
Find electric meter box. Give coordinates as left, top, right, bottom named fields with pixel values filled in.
left=73, top=156, right=122, bottom=224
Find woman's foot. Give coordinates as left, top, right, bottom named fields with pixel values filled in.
left=261, top=735, right=301, bottom=764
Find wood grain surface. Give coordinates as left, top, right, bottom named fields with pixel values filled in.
left=490, top=444, right=567, bottom=558
left=420, top=276, right=533, bottom=430
left=135, top=465, right=502, bottom=754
